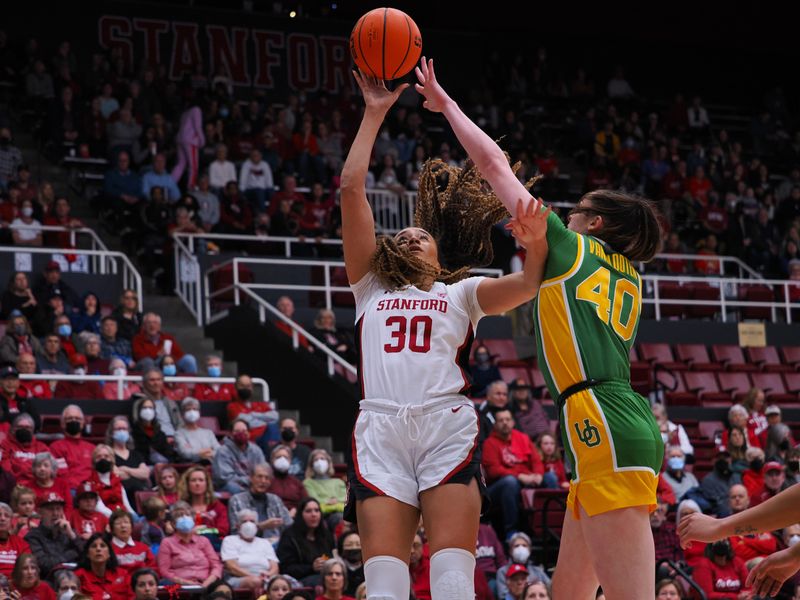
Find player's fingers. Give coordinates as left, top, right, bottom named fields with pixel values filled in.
left=542, top=206, right=553, bottom=220
left=415, top=66, right=425, bottom=84
left=394, top=83, right=410, bottom=96
left=420, top=56, right=428, bottom=78
left=428, top=58, right=436, bottom=80
left=515, top=198, right=524, bottom=217
left=769, top=578, right=782, bottom=597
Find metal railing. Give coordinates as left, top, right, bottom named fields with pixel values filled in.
left=10, top=225, right=117, bottom=274
left=173, top=233, right=203, bottom=325
left=0, top=245, right=143, bottom=307
left=641, top=253, right=762, bottom=280
left=20, top=373, right=271, bottom=403
left=643, top=274, right=799, bottom=323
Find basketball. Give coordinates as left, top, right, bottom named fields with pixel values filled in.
left=350, top=7, right=422, bottom=80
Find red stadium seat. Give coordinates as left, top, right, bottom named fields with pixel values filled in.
left=135, top=490, right=158, bottom=514
left=698, top=421, right=724, bottom=442
left=657, top=282, right=689, bottom=319
left=682, top=372, right=731, bottom=406
left=675, top=344, right=722, bottom=371
left=528, top=368, right=552, bottom=400
left=198, top=416, right=220, bottom=434
left=87, top=414, right=115, bottom=438
left=692, top=439, right=717, bottom=462
left=785, top=373, right=800, bottom=394
left=672, top=418, right=699, bottom=440
left=746, top=346, right=794, bottom=373
left=750, top=373, right=798, bottom=404
left=711, top=345, right=759, bottom=372
left=656, top=370, right=697, bottom=406
left=687, top=282, right=721, bottom=320
left=481, top=339, right=526, bottom=367
left=629, top=347, right=653, bottom=395
left=499, top=367, right=530, bottom=385
left=781, top=346, right=800, bottom=370
left=521, top=488, right=568, bottom=565
left=639, top=343, right=687, bottom=372
left=740, top=285, right=774, bottom=321
left=716, top=372, right=753, bottom=402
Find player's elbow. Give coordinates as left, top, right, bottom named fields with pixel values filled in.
left=339, top=171, right=363, bottom=195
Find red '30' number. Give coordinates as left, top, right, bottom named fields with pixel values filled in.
left=384, top=316, right=432, bottom=353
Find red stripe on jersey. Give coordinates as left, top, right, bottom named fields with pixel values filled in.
left=355, top=316, right=365, bottom=398
left=351, top=415, right=386, bottom=496
left=455, top=323, right=475, bottom=395
left=438, top=407, right=480, bottom=485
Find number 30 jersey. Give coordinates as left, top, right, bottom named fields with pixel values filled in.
left=351, top=271, right=485, bottom=407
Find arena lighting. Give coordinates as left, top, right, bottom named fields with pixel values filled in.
left=289, top=10, right=297, bottom=17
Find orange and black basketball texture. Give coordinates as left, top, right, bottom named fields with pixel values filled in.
left=350, top=8, right=422, bottom=80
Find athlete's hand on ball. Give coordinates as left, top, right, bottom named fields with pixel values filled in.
left=415, top=57, right=451, bottom=113
left=746, top=546, right=800, bottom=598
left=353, top=69, right=409, bottom=114
left=677, top=511, right=725, bottom=548
left=505, top=197, right=551, bottom=249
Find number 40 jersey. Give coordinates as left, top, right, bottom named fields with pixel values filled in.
left=351, top=271, right=486, bottom=407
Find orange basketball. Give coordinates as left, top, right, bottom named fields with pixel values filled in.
left=350, top=8, right=422, bottom=80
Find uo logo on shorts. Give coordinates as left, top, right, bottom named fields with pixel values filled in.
left=574, top=419, right=601, bottom=448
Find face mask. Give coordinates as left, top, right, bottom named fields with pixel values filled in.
left=273, top=457, right=290, bottom=473
left=750, top=459, right=764, bottom=472
left=511, top=546, right=530, bottom=564
left=140, top=407, right=155, bottom=422
left=65, top=421, right=82, bottom=436
left=788, top=535, right=800, bottom=548
left=343, top=549, right=362, bottom=564
left=313, top=459, right=329, bottom=475
left=184, top=410, right=200, bottom=424
left=21, top=207, right=33, bottom=217
left=60, top=592, right=75, bottom=600
left=113, top=367, right=126, bottom=377
left=112, top=430, right=130, bottom=444
left=714, top=459, right=731, bottom=476
left=73, top=368, right=86, bottom=376
left=58, top=324, right=72, bottom=337
left=207, top=366, right=221, bottom=377
left=14, top=429, right=32, bottom=444
left=667, top=457, right=685, bottom=471
left=175, top=515, right=195, bottom=534
left=95, top=459, right=113, bottom=474
left=162, top=364, right=177, bottom=376
left=711, top=541, right=729, bottom=557
left=239, top=521, right=258, bottom=539
left=281, top=428, right=296, bottom=442
left=237, top=388, right=252, bottom=401
left=13, top=324, right=26, bottom=336
left=475, top=353, right=489, bottom=364
left=233, top=431, right=250, bottom=445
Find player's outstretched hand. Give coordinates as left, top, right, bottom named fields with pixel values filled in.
left=678, top=511, right=726, bottom=548
left=414, top=56, right=451, bottom=113
left=746, top=545, right=800, bottom=598
left=353, top=69, right=409, bottom=114
left=505, top=197, right=551, bottom=249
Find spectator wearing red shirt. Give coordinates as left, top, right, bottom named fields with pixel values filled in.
left=178, top=466, right=230, bottom=538
left=87, top=444, right=136, bottom=516
left=0, top=414, right=49, bottom=485
left=29, top=453, right=72, bottom=517
left=298, top=182, right=333, bottom=237
left=694, top=234, right=722, bottom=276
left=693, top=540, right=751, bottom=600
left=219, top=180, right=253, bottom=234
left=15, top=353, right=50, bottom=400
left=292, top=120, right=324, bottom=184
left=687, top=165, right=713, bottom=207
left=50, top=404, right=95, bottom=492
left=193, top=354, right=236, bottom=402
left=268, top=174, right=306, bottom=216
left=54, top=354, right=103, bottom=400
left=226, top=375, right=276, bottom=443
left=8, top=552, right=57, bottom=600
left=275, top=296, right=312, bottom=351
left=132, top=312, right=197, bottom=374
left=719, top=405, right=761, bottom=451
left=701, top=194, right=729, bottom=236
left=409, top=532, right=431, bottom=600
left=0, top=502, right=29, bottom=578
left=751, top=461, right=791, bottom=507
left=662, top=161, right=688, bottom=201
left=54, top=314, right=78, bottom=360
left=75, top=533, right=131, bottom=600
left=109, top=510, right=156, bottom=576
left=70, top=481, right=109, bottom=540
left=42, top=197, right=84, bottom=249
left=269, top=445, right=309, bottom=514
left=537, top=433, right=570, bottom=490
left=482, top=408, right=545, bottom=539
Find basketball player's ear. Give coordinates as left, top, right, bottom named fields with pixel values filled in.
left=588, top=214, right=604, bottom=234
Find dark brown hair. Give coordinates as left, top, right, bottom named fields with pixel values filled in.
left=581, top=189, right=663, bottom=262
left=371, top=158, right=536, bottom=290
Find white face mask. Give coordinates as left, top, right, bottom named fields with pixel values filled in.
left=273, top=456, right=291, bottom=473
left=313, top=459, right=329, bottom=475
left=139, top=407, right=155, bottom=422
left=22, top=207, right=33, bottom=217
left=239, top=520, right=258, bottom=540
left=113, top=367, right=126, bottom=377
left=59, top=592, right=75, bottom=600
left=73, top=368, right=86, bottom=376
left=511, top=546, right=530, bottom=564
left=183, top=409, right=200, bottom=424
left=789, top=535, right=800, bottom=548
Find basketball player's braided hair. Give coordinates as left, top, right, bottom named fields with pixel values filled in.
left=371, top=157, right=540, bottom=290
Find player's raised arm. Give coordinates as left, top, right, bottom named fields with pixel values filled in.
left=340, top=71, right=409, bottom=284
left=414, top=56, right=532, bottom=218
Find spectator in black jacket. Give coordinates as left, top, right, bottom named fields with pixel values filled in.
left=32, top=261, right=78, bottom=307
left=0, top=272, right=38, bottom=321
left=111, top=289, right=143, bottom=342
left=0, top=365, right=41, bottom=431
left=470, top=345, right=502, bottom=398
left=276, top=497, right=335, bottom=587
left=24, top=491, right=83, bottom=579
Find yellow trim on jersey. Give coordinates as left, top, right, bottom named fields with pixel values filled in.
left=537, top=285, right=585, bottom=393
left=541, top=235, right=585, bottom=287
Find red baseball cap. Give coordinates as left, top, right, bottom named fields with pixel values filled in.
left=764, top=461, right=784, bottom=473
left=76, top=480, right=98, bottom=498
left=507, top=563, right=529, bottom=578
left=37, top=491, right=66, bottom=507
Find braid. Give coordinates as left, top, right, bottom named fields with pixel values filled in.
left=371, top=157, right=539, bottom=291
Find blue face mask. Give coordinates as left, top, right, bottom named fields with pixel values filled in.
left=58, top=324, right=72, bottom=337
left=207, top=366, right=221, bottom=378
left=112, top=430, right=130, bottom=445
left=162, top=364, right=177, bottom=376
left=667, top=457, right=685, bottom=471
left=175, top=515, right=195, bottom=534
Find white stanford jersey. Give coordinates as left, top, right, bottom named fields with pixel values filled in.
left=352, top=271, right=485, bottom=407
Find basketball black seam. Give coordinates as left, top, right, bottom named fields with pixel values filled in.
left=391, top=13, right=413, bottom=79
left=382, top=7, right=388, bottom=80
left=357, top=16, right=376, bottom=79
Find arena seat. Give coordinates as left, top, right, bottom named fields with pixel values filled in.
left=739, top=284, right=774, bottom=321
left=682, top=372, right=731, bottom=406
left=716, top=372, right=753, bottom=402
left=711, top=345, right=759, bottom=372
left=528, top=368, right=552, bottom=401
left=675, top=344, right=722, bottom=371
left=499, top=367, right=530, bottom=385
left=657, top=282, right=689, bottom=319
left=521, top=488, right=568, bottom=567
left=481, top=339, right=526, bottom=366
left=656, top=370, right=697, bottom=406
left=745, top=346, right=794, bottom=373
left=686, top=282, right=720, bottom=320
left=698, top=421, right=724, bottom=442
left=781, top=346, right=800, bottom=370
left=750, top=373, right=798, bottom=405
left=639, top=343, right=687, bottom=371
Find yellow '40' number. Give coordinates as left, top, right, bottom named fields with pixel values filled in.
left=575, top=267, right=640, bottom=341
